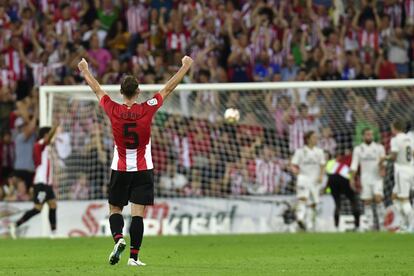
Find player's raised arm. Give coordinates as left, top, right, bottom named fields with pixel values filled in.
left=77, top=58, right=107, bottom=101
left=159, top=56, right=193, bottom=100
left=44, top=124, right=60, bottom=145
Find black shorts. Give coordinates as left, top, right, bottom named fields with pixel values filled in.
left=108, top=169, right=154, bottom=207
left=33, top=183, right=56, bottom=204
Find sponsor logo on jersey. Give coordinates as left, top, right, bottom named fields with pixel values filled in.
left=147, top=98, right=158, bottom=106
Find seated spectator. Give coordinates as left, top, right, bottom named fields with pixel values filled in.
left=223, top=161, right=248, bottom=195
left=3, top=175, right=30, bottom=201
left=247, top=146, right=283, bottom=195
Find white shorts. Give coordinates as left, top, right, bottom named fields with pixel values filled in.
left=296, top=175, right=320, bottom=204
left=393, top=165, right=414, bottom=198
left=360, top=179, right=383, bottom=200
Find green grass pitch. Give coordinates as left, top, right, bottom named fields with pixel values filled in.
left=1, top=233, right=413, bottom=275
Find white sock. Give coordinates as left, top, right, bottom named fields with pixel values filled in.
left=296, top=201, right=306, bottom=223
left=376, top=203, right=386, bottom=230
left=364, top=204, right=374, bottom=230
left=310, top=207, right=317, bottom=231
left=401, top=201, right=413, bottom=229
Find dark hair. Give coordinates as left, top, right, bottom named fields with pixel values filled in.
left=199, top=69, right=211, bottom=79
left=298, top=103, right=308, bottom=112
left=120, top=76, right=139, bottom=99
left=392, top=120, right=406, bottom=132
left=304, top=131, right=315, bottom=145
left=60, top=3, right=70, bottom=10
left=361, top=127, right=372, bottom=135
left=38, top=127, right=51, bottom=141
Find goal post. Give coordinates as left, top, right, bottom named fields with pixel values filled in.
left=39, top=79, right=414, bottom=126
left=40, top=79, right=414, bottom=203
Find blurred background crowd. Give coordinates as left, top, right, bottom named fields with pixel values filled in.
left=1, top=0, right=414, bottom=201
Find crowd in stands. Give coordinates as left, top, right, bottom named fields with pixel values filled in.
left=1, top=0, right=414, bottom=201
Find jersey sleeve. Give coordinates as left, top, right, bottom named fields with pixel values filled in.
left=142, top=93, right=164, bottom=115
left=291, top=150, right=300, bottom=166
left=99, top=94, right=116, bottom=118
left=33, top=141, right=46, bottom=167
left=350, top=146, right=359, bottom=171
left=390, top=137, right=398, bottom=153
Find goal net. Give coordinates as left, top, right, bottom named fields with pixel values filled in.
left=40, top=80, right=414, bottom=204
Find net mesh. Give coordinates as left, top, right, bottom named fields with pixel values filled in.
left=46, top=84, right=414, bottom=205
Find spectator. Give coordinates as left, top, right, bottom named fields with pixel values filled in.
left=388, top=27, right=410, bottom=77
left=319, top=126, right=337, bottom=156
left=281, top=54, right=299, bottom=81
left=87, top=34, right=112, bottom=77
left=0, top=130, right=14, bottom=183
left=82, top=19, right=107, bottom=48
left=248, top=146, right=283, bottom=195
left=159, top=163, right=189, bottom=196
left=70, top=173, right=90, bottom=200
left=0, top=0, right=413, bottom=201
left=13, top=115, right=36, bottom=190
left=3, top=175, right=30, bottom=201
left=289, top=103, right=319, bottom=152
left=95, top=0, right=119, bottom=31
left=223, top=161, right=248, bottom=196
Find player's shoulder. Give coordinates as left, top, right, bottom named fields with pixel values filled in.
left=374, top=142, right=385, bottom=149
left=315, top=147, right=324, bottom=154
left=144, top=93, right=163, bottom=106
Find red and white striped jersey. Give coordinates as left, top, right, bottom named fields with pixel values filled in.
left=4, top=48, right=24, bottom=80
left=126, top=4, right=149, bottom=34
left=166, top=31, right=190, bottom=53
left=255, top=158, right=282, bottom=194
left=33, top=139, right=52, bottom=185
left=172, top=134, right=193, bottom=169
left=405, top=0, right=414, bottom=25
left=0, top=68, right=16, bottom=88
left=100, top=93, right=163, bottom=171
left=55, top=18, right=78, bottom=42
left=289, top=117, right=318, bottom=152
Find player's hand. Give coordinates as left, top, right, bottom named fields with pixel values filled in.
left=77, top=58, right=89, bottom=72
left=181, top=56, right=193, bottom=68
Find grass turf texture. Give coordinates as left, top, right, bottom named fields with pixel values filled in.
left=1, top=233, right=413, bottom=275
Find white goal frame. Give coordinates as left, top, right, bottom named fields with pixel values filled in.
left=39, top=79, right=414, bottom=127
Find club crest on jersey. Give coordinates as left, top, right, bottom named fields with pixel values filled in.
left=147, top=98, right=158, bottom=106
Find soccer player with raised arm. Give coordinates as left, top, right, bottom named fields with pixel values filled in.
left=77, top=56, right=193, bottom=266
left=350, top=128, right=386, bottom=231
left=383, top=120, right=414, bottom=232
left=10, top=125, right=59, bottom=239
left=291, top=131, right=325, bottom=231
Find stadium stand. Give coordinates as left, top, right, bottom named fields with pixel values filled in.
left=0, top=0, right=414, bottom=202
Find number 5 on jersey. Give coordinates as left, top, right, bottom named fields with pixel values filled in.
left=124, top=123, right=139, bottom=149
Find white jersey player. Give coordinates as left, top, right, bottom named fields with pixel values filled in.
left=350, top=128, right=386, bottom=230
left=385, top=120, right=414, bottom=231
left=291, top=131, right=325, bottom=231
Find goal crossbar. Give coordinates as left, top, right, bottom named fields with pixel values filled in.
left=39, top=79, right=414, bottom=126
